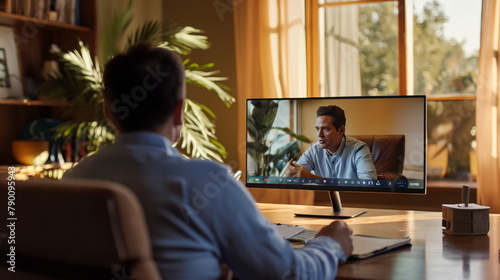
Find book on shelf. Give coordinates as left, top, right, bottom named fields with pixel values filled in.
left=1, top=0, right=80, bottom=26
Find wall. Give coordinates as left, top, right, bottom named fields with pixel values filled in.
left=162, top=0, right=239, bottom=171
left=298, top=97, right=426, bottom=175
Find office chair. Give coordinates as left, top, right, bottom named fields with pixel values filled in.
left=351, top=135, right=406, bottom=180
left=0, top=178, right=161, bottom=280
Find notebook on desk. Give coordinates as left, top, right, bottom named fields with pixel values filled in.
left=273, top=223, right=411, bottom=259
left=348, top=234, right=411, bottom=259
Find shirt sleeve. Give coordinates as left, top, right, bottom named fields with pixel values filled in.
left=203, top=173, right=345, bottom=280
left=354, top=145, right=378, bottom=179
left=296, top=145, right=316, bottom=172
left=293, top=236, right=347, bottom=279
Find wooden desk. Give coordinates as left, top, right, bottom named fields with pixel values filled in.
left=258, top=203, right=500, bottom=280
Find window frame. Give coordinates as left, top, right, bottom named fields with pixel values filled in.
left=305, top=0, right=477, bottom=103
left=305, top=0, right=479, bottom=183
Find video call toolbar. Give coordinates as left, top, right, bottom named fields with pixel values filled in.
left=247, top=176, right=425, bottom=189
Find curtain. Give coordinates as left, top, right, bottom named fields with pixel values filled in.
left=477, top=0, right=500, bottom=213
left=322, top=4, right=362, bottom=96
left=234, top=0, right=314, bottom=204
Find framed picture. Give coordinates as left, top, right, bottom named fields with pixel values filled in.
left=0, top=26, right=23, bottom=99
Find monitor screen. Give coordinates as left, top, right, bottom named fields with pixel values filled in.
left=246, top=95, right=426, bottom=216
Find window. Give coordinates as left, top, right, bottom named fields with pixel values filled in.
left=307, top=0, right=482, bottom=181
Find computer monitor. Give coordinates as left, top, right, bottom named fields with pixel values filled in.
left=246, top=95, right=426, bottom=218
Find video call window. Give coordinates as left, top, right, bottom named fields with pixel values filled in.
left=246, top=96, right=426, bottom=193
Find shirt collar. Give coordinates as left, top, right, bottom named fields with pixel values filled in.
left=115, top=132, right=179, bottom=156
left=326, top=135, right=346, bottom=159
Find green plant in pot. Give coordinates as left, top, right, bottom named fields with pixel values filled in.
left=40, top=0, right=234, bottom=162
left=247, top=100, right=311, bottom=176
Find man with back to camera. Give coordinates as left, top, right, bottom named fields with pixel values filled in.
left=285, top=105, right=377, bottom=180
left=63, top=43, right=353, bottom=279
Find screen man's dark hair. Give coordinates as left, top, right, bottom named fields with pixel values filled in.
left=316, top=105, right=346, bottom=131
left=103, top=43, right=185, bottom=133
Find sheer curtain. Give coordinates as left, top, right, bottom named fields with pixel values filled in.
left=234, top=0, right=314, bottom=204
left=477, top=0, right=500, bottom=213
left=322, top=4, right=362, bottom=96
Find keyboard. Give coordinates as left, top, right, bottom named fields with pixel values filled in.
left=272, top=223, right=319, bottom=243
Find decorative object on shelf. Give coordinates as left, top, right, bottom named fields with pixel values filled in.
left=11, top=140, right=49, bottom=165
left=40, top=0, right=234, bottom=162
left=10, top=119, right=63, bottom=166
left=21, top=119, right=66, bottom=164
left=0, top=26, right=23, bottom=99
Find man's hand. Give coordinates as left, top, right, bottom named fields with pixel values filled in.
left=284, top=159, right=320, bottom=178
left=315, top=221, right=353, bottom=258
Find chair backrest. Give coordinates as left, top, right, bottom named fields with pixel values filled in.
left=351, top=135, right=405, bottom=178
left=0, top=178, right=161, bottom=280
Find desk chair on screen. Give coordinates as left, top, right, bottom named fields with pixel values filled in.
left=303, top=134, right=408, bottom=218
left=0, top=179, right=161, bottom=280
left=351, top=135, right=406, bottom=181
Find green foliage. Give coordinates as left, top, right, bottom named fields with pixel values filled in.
left=412, top=0, right=477, bottom=95
left=358, top=0, right=478, bottom=96
left=40, top=0, right=234, bottom=162
left=356, top=0, right=479, bottom=177
left=247, top=100, right=311, bottom=176
left=42, top=42, right=104, bottom=119
left=358, top=1, right=399, bottom=95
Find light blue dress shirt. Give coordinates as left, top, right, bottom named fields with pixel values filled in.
left=296, top=135, right=377, bottom=180
left=64, top=132, right=346, bottom=280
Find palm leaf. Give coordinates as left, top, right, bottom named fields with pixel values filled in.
left=185, top=61, right=235, bottom=106
left=101, top=0, right=133, bottom=61
left=158, top=24, right=210, bottom=55
left=176, top=99, right=226, bottom=161
left=273, top=127, right=312, bottom=143
left=127, top=20, right=164, bottom=47
left=45, top=42, right=103, bottom=119
left=59, top=42, right=103, bottom=92
left=39, top=0, right=233, bottom=163
left=53, top=120, right=114, bottom=155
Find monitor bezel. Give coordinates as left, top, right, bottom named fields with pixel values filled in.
left=245, top=95, right=427, bottom=195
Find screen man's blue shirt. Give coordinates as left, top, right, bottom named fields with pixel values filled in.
left=297, top=135, right=377, bottom=180
left=64, top=132, right=347, bottom=280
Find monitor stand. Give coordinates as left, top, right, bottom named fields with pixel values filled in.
left=294, top=191, right=367, bottom=219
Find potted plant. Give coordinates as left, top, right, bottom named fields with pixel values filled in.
left=247, top=99, right=311, bottom=176
left=40, top=0, right=234, bottom=162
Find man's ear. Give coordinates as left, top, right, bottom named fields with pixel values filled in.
left=173, top=99, right=184, bottom=125
left=339, top=125, right=346, bottom=135
left=103, top=99, right=112, bottom=124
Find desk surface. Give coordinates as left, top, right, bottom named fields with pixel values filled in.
left=258, top=203, right=500, bottom=280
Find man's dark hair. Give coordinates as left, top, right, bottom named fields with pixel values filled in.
left=103, top=43, right=185, bottom=132
left=316, top=105, right=346, bottom=131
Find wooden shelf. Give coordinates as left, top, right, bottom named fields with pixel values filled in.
left=0, top=1, right=95, bottom=165
left=0, top=99, right=67, bottom=106
left=0, top=11, right=91, bottom=32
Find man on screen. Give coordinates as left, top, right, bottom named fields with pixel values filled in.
left=285, top=105, right=377, bottom=180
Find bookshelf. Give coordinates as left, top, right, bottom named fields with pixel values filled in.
left=0, top=0, right=96, bottom=165
left=0, top=11, right=91, bottom=31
